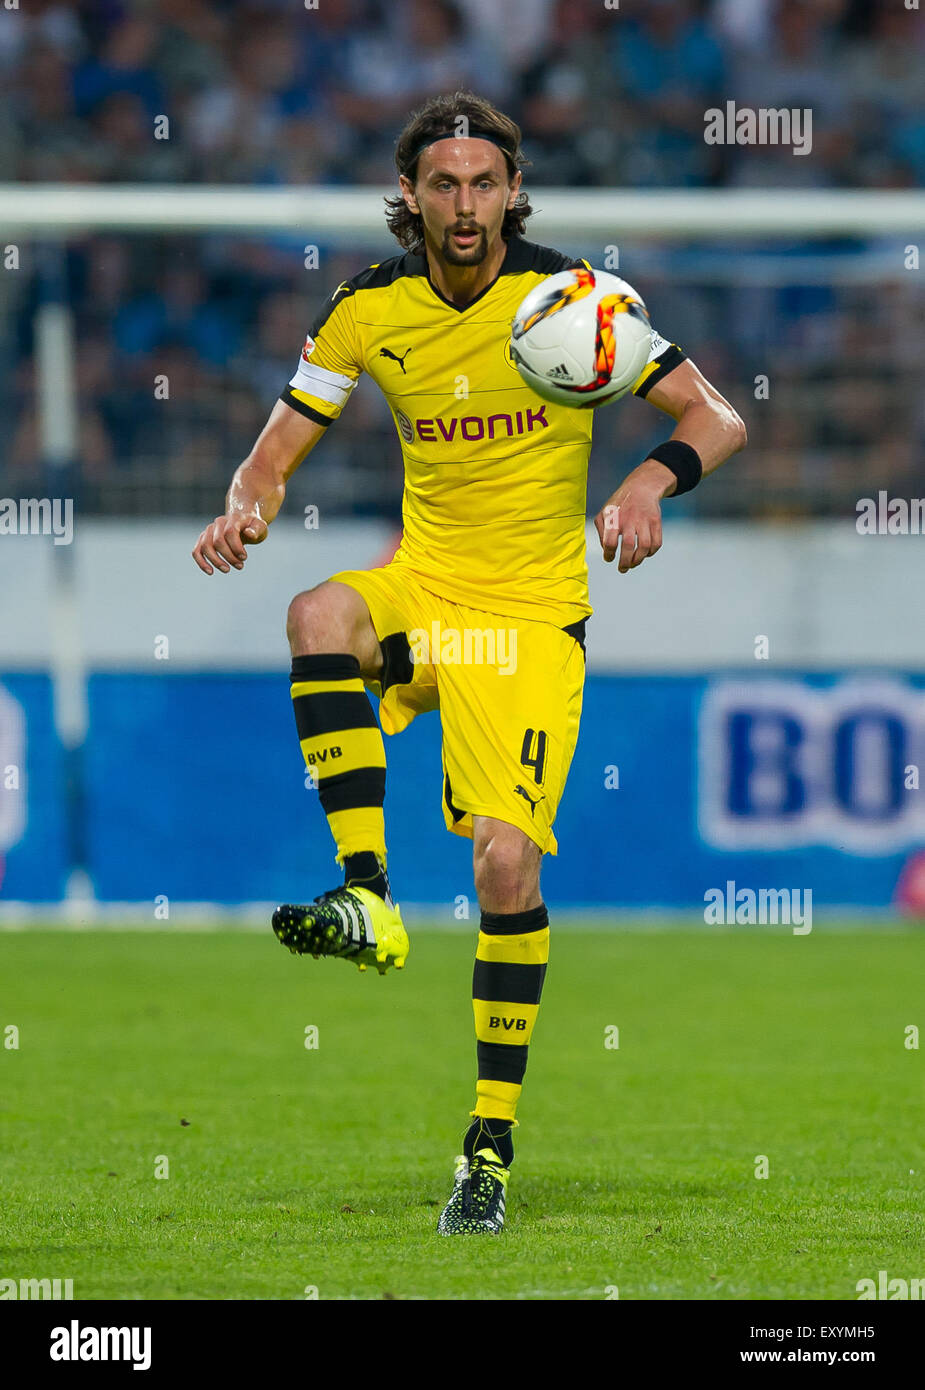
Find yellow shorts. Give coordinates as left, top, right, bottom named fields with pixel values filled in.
left=328, top=562, right=586, bottom=854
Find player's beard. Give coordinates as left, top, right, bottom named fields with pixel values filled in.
left=441, top=223, right=488, bottom=265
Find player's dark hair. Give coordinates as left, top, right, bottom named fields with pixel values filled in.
left=384, top=91, right=533, bottom=252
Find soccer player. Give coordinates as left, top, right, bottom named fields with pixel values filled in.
left=192, top=92, right=746, bottom=1234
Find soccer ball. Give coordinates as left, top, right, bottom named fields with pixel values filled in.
left=510, top=267, right=653, bottom=408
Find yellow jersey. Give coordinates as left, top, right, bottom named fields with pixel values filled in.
left=281, top=236, right=685, bottom=625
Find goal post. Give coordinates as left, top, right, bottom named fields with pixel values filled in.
left=2, top=184, right=925, bottom=240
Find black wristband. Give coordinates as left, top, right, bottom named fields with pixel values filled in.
left=646, top=440, right=703, bottom=497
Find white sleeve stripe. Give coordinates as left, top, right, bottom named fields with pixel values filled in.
left=295, top=360, right=355, bottom=391
left=288, top=376, right=351, bottom=408
left=289, top=366, right=356, bottom=405
left=288, top=360, right=357, bottom=407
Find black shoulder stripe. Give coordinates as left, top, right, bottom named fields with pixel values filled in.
left=349, top=255, right=416, bottom=291
left=501, top=237, right=588, bottom=277
left=634, top=345, right=687, bottom=399
left=309, top=297, right=346, bottom=339
left=309, top=253, right=414, bottom=336
left=279, top=389, right=333, bottom=426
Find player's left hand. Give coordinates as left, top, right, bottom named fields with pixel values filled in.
left=594, top=459, right=676, bottom=573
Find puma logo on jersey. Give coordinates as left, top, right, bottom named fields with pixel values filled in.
left=489, top=1016, right=527, bottom=1031
left=332, top=281, right=351, bottom=299
left=514, top=784, right=545, bottom=815
left=379, top=347, right=412, bottom=373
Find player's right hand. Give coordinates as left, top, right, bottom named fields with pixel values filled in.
left=192, top=513, right=268, bottom=575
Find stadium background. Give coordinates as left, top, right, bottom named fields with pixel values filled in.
left=2, top=0, right=925, bottom=917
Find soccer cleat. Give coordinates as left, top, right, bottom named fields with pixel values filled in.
left=272, top=885, right=409, bottom=975
left=437, top=1149, right=509, bottom=1235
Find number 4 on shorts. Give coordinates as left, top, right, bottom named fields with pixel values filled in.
left=520, top=728, right=548, bottom=786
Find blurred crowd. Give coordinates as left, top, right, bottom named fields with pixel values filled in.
left=1, top=0, right=923, bottom=518
left=3, top=0, right=923, bottom=189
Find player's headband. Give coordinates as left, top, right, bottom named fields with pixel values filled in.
left=404, top=128, right=516, bottom=170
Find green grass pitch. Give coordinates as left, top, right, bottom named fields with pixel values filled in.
left=1, top=925, right=922, bottom=1300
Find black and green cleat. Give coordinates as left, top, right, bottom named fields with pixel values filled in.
left=437, top=1149, right=509, bottom=1235
left=272, top=885, right=409, bottom=975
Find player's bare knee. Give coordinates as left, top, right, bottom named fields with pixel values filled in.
left=287, top=582, right=381, bottom=676
left=476, top=870, right=540, bottom=914
left=473, top=828, right=540, bottom=913
left=287, top=583, right=353, bottom=652
left=286, top=587, right=329, bottom=653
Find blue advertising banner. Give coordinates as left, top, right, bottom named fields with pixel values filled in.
left=80, top=672, right=925, bottom=911
left=0, top=675, right=69, bottom=902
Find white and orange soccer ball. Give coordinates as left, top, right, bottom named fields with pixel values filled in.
left=510, top=267, right=653, bottom=408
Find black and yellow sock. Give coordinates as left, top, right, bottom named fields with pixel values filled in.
left=342, top=850, right=391, bottom=902
left=463, top=1115, right=515, bottom=1168
left=290, top=653, right=390, bottom=896
left=471, top=904, right=549, bottom=1125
